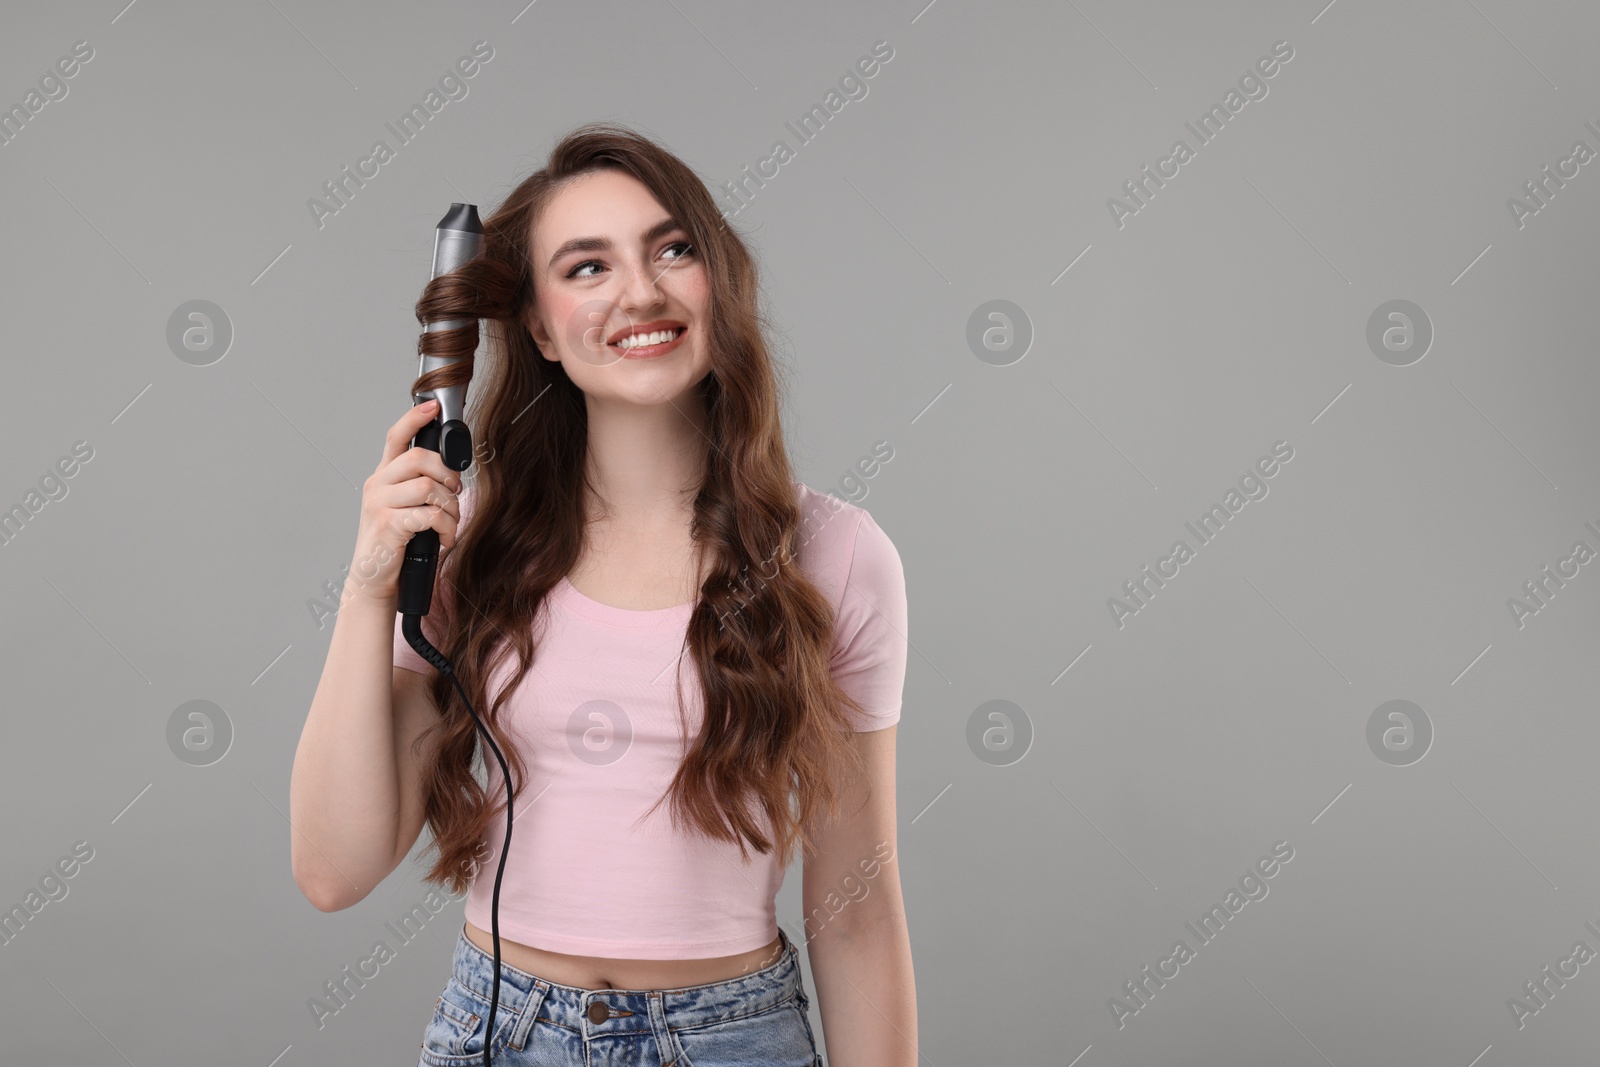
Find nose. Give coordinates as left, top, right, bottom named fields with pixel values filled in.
left=617, top=255, right=666, bottom=315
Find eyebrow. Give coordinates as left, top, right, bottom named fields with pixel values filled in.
left=546, top=216, right=685, bottom=270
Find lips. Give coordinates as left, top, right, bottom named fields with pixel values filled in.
left=612, top=324, right=688, bottom=359
left=606, top=320, right=687, bottom=346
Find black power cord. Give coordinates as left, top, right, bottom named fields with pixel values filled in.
left=402, top=614, right=515, bottom=1067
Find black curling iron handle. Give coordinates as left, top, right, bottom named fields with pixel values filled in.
left=397, top=416, right=463, bottom=618
left=398, top=529, right=440, bottom=617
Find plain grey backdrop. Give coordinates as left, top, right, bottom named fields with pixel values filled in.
left=3, top=0, right=1598, bottom=1063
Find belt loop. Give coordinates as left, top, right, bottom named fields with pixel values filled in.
left=781, top=924, right=799, bottom=960
left=506, top=980, right=548, bottom=1051
left=648, top=991, right=679, bottom=1066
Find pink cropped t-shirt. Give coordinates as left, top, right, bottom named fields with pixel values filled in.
left=392, top=480, right=907, bottom=959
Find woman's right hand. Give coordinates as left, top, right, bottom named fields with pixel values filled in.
left=346, top=399, right=463, bottom=606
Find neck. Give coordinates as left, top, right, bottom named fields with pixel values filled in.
left=580, top=389, right=711, bottom=532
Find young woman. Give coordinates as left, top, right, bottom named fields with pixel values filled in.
left=289, top=123, right=915, bottom=1066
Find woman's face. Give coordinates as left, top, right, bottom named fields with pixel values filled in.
left=524, top=168, right=712, bottom=408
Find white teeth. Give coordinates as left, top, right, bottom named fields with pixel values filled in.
left=616, top=328, right=681, bottom=350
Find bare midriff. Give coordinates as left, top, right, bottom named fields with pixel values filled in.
left=463, top=920, right=786, bottom=992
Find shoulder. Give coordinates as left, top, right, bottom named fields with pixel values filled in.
left=791, top=482, right=908, bottom=727
left=790, top=481, right=904, bottom=612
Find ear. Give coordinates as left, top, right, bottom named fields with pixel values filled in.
left=524, top=305, right=559, bottom=361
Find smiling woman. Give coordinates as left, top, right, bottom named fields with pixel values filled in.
left=291, top=121, right=915, bottom=1067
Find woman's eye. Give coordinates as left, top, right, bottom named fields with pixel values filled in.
left=564, top=242, right=693, bottom=280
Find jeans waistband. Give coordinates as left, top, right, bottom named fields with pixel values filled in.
left=450, top=924, right=802, bottom=1033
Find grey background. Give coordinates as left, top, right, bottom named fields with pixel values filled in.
left=2, top=0, right=1597, bottom=1063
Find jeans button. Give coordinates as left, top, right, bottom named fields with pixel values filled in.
left=587, top=1000, right=609, bottom=1024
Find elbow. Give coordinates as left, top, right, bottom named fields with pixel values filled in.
left=299, top=874, right=366, bottom=913
left=296, top=870, right=350, bottom=913
left=293, top=856, right=366, bottom=913
left=303, top=883, right=349, bottom=913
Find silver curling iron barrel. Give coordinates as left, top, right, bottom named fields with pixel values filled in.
left=398, top=202, right=482, bottom=619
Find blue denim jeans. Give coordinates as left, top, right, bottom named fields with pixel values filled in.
left=417, top=923, right=823, bottom=1066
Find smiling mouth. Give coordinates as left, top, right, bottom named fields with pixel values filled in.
left=609, top=325, right=687, bottom=357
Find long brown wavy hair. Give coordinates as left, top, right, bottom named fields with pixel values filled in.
left=408, top=122, right=871, bottom=896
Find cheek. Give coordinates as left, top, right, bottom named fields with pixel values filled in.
left=683, top=270, right=711, bottom=311
left=546, top=297, right=614, bottom=356
left=660, top=261, right=709, bottom=311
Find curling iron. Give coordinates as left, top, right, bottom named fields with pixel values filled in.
left=398, top=202, right=516, bottom=1067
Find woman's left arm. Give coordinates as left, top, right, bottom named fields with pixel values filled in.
left=801, top=724, right=916, bottom=1067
